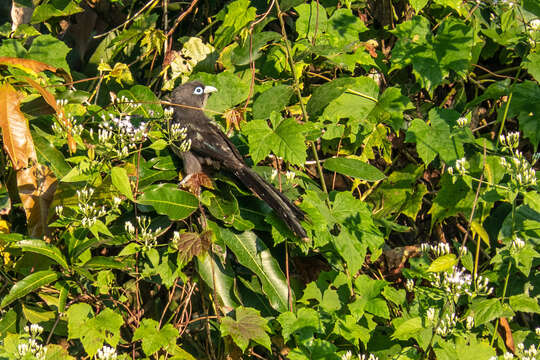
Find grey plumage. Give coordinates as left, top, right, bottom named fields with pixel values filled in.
left=170, top=81, right=307, bottom=239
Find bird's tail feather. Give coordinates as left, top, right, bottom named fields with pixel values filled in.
left=234, top=166, right=307, bottom=239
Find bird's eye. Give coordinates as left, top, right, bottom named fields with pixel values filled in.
left=193, top=86, right=204, bottom=95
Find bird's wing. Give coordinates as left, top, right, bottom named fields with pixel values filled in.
left=181, top=113, right=244, bottom=169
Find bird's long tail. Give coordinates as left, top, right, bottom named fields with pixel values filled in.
left=234, top=166, right=307, bottom=239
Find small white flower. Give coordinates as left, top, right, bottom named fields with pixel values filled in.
left=503, top=352, right=514, bottom=360
left=530, top=19, right=540, bottom=30
left=466, top=315, right=474, bottom=330
left=426, top=307, right=436, bottom=322
left=405, top=278, right=414, bottom=292
left=512, top=237, right=525, bottom=250
left=97, top=345, right=118, bottom=360
left=457, top=117, right=469, bottom=127
left=536, top=327, right=540, bottom=336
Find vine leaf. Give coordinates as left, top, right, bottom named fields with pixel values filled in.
left=132, top=318, right=179, bottom=356
left=220, top=306, right=271, bottom=352
left=242, top=112, right=307, bottom=165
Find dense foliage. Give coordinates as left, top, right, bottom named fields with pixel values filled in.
left=0, top=0, right=539, bottom=359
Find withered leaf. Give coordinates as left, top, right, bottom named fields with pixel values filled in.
left=180, top=172, right=214, bottom=195
left=0, top=83, right=37, bottom=170
left=17, top=164, right=57, bottom=239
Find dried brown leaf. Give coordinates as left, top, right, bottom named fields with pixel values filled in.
left=17, top=164, right=57, bottom=238
left=0, top=83, right=37, bottom=170
left=498, top=317, right=515, bottom=353
left=180, top=172, right=214, bottom=195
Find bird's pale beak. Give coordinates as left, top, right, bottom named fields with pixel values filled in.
left=204, top=86, right=218, bottom=94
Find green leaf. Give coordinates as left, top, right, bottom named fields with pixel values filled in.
left=83, top=256, right=125, bottom=270
left=323, top=157, right=385, bottom=181
left=31, top=0, right=83, bottom=23
left=33, top=133, right=71, bottom=178
left=243, top=113, right=307, bottom=165
left=326, top=8, right=368, bottom=47
left=470, top=298, right=506, bottom=326
left=117, top=85, right=163, bottom=117
left=138, top=183, right=199, bottom=221
left=511, top=81, right=540, bottom=150
left=111, top=166, right=134, bottom=201
left=392, top=317, right=423, bottom=340
left=149, top=139, right=168, bottom=151
left=252, top=85, right=294, bottom=120
left=509, top=294, right=540, bottom=314
left=197, top=254, right=240, bottom=309
left=368, top=86, right=414, bottom=131
left=410, top=0, right=429, bottom=12
left=214, top=0, right=257, bottom=49
left=1, top=270, right=60, bottom=308
left=0, top=309, right=18, bottom=337
left=193, top=72, right=250, bottom=113
left=524, top=52, right=540, bottom=83
left=67, top=304, right=123, bottom=357
left=231, top=32, right=281, bottom=66
left=295, top=2, right=328, bottom=40
left=16, top=239, right=69, bottom=270
left=27, top=34, right=71, bottom=73
left=216, top=226, right=290, bottom=312
left=220, top=307, right=271, bottom=352
left=133, top=318, right=179, bottom=356
left=277, top=308, right=320, bottom=341
left=427, top=254, right=457, bottom=272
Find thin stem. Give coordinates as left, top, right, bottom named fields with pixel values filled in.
left=275, top=0, right=328, bottom=194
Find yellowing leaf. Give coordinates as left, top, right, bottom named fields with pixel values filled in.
left=0, top=57, right=56, bottom=75
left=427, top=253, right=457, bottom=272
left=471, top=221, right=490, bottom=247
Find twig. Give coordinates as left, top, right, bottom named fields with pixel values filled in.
left=166, top=0, right=200, bottom=37
left=94, top=0, right=160, bottom=39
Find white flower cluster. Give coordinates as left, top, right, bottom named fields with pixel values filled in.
left=114, top=95, right=139, bottom=113
left=56, top=189, right=121, bottom=228
left=95, top=112, right=148, bottom=158
left=341, top=351, right=379, bottom=360
left=500, top=150, right=537, bottom=187
left=466, top=315, right=474, bottom=330
left=457, top=117, right=469, bottom=127
left=499, top=132, right=538, bottom=188
left=170, top=123, right=191, bottom=152
left=512, top=237, right=526, bottom=251
left=405, top=278, right=415, bottom=292
left=531, top=19, right=540, bottom=31
left=490, top=343, right=539, bottom=360
left=125, top=216, right=162, bottom=249
left=430, top=266, right=493, bottom=299
left=436, top=313, right=457, bottom=337
left=421, top=242, right=451, bottom=257
left=270, top=169, right=296, bottom=182
left=17, top=324, right=46, bottom=360
left=96, top=345, right=118, bottom=360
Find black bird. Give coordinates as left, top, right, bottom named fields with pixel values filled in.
left=170, top=81, right=308, bottom=239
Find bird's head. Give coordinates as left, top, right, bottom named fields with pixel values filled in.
left=171, top=81, right=217, bottom=112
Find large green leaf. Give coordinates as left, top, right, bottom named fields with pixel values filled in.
left=242, top=113, right=307, bottom=165
left=295, top=2, right=328, bottom=40
left=16, top=239, right=69, bottom=270
left=252, top=85, right=294, bottom=120
left=217, top=226, right=290, bottom=312
left=197, top=254, right=240, bottom=310
left=1, top=270, right=60, bottom=308
left=138, top=183, right=199, bottom=221
left=111, top=166, right=134, bottom=201
left=323, top=157, right=385, bottom=181
left=33, top=133, right=71, bottom=178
